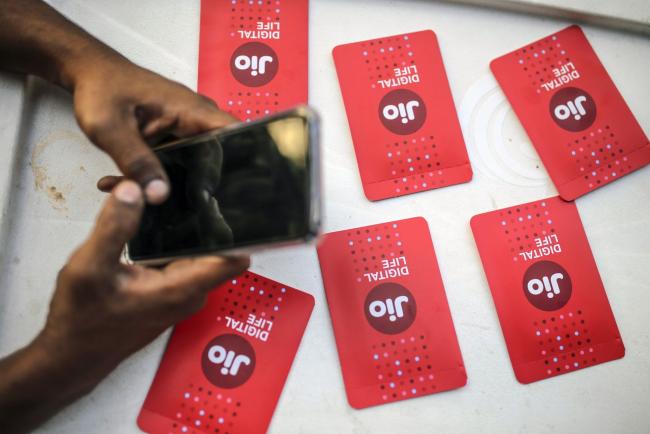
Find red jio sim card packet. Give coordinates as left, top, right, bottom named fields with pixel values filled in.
left=317, top=217, right=466, bottom=408
left=491, top=25, right=649, bottom=200
left=333, top=30, right=472, bottom=201
left=470, top=197, right=625, bottom=384
left=198, top=0, right=308, bottom=122
left=137, top=272, right=314, bottom=434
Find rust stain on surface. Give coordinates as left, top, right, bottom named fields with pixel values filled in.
left=48, top=185, right=65, bottom=203
left=30, top=130, right=84, bottom=211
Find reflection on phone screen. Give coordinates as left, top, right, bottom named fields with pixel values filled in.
left=128, top=116, right=310, bottom=261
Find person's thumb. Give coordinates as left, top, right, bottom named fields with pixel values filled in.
left=84, top=115, right=169, bottom=204
left=84, top=180, right=144, bottom=265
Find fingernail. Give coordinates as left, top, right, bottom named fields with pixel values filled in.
left=145, top=179, right=169, bottom=203
left=115, top=181, right=142, bottom=204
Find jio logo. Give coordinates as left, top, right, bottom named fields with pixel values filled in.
left=364, top=282, right=417, bottom=334
left=523, top=260, right=572, bottom=311
left=230, top=42, right=279, bottom=87
left=378, top=89, right=427, bottom=135
left=201, top=334, right=256, bottom=388
left=549, top=87, right=596, bottom=132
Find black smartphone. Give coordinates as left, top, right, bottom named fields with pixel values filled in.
left=126, top=106, right=320, bottom=265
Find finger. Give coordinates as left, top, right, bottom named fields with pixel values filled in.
left=90, top=117, right=169, bottom=204
left=83, top=180, right=144, bottom=264
left=160, top=256, right=250, bottom=300
left=173, top=97, right=240, bottom=137
left=141, top=113, right=179, bottom=139
left=97, top=175, right=125, bottom=192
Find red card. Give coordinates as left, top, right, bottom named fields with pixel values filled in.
left=470, top=197, right=625, bottom=384
left=317, top=217, right=466, bottom=408
left=137, top=272, right=314, bottom=434
left=198, top=0, right=308, bottom=122
left=491, top=25, right=649, bottom=200
left=333, top=30, right=472, bottom=201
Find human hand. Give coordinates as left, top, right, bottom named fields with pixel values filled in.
left=2, top=0, right=238, bottom=204
left=0, top=180, right=248, bottom=433
left=40, top=180, right=249, bottom=390
left=71, top=53, right=237, bottom=203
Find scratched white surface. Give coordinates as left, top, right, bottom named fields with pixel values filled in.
left=0, top=1, right=648, bottom=433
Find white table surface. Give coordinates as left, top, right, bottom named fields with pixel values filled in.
left=0, top=1, right=648, bottom=433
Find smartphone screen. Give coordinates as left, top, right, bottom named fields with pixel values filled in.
left=127, top=113, right=314, bottom=261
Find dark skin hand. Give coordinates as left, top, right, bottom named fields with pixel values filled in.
left=0, top=1, right=248, bottom=432
left=0, top=0, right=237, bottom=202
left=0, top=182, right=249, bottom=433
